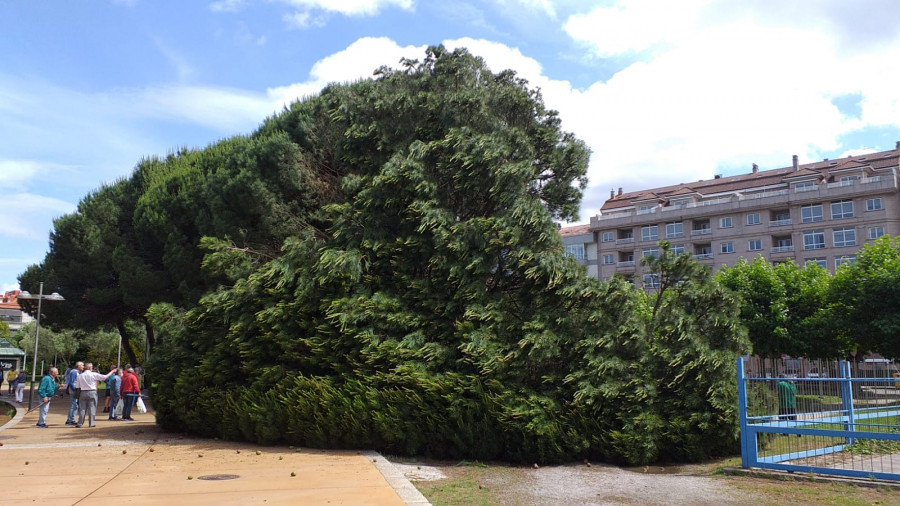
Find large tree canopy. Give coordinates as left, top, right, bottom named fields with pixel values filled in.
left=22, top=46, right=748, bottom=465
left=146, top=47, right=746, bottom=464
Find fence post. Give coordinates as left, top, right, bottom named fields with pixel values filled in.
left=737, top=357, right=751, bottom=468
left=840, top=360, right=855, bottom=445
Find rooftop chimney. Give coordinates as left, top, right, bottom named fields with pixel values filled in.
left=792, top=154, right=799, bottom=172
left=752, top=163, right=758, bottom=173
left=610, top=189, right=615, bottom=199
left=896, top=140, right=900, bottom=150
left=714, top=174, right=722, bottom=179
left=617, top=187, right=623, bottom=196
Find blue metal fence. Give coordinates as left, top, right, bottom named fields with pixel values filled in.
left=738, top=357, right=900, bottom=480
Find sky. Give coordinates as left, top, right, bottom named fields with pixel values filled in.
left=2, top=0, right=900, bottom=291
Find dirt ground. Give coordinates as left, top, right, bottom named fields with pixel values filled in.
left=402, top=459, right=900, bottom=505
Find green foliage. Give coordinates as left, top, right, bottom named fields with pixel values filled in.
left=716, top=257, right=840, bottom=358
left=29, top=45, right=747, bottom=466
left=0, top=320, right=9, bottom=341
left=829, top=236, right=900, bottom=358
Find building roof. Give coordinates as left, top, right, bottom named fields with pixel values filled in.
left=600, top=146, right=900, bottom=213
left=559, top=224, right=591, bottom=237
left=0, top=290, right=21, bottom=311
left=0, top=338, right=25, bottom=357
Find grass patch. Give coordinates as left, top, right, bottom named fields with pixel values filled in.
left=413, top=465, right=519, bottom=506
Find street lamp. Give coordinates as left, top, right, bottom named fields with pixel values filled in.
left=18, top=282, right=65, bottom=410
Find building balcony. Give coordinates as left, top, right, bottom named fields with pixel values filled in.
left=769, top=218, right=792, bottom=226
left=616, top=237, right=635, bottom=244
left=693, top=253, right=714, bottom=260
left=771, top=245, right=794, bottom=253
left=691, top=229, right=712, bottom=236
left=617, top=261, right=636, bottom=268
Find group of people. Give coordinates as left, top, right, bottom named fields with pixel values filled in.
left=35, top=362, right=143, bottom=429
left=4, top=368, right=28, bottom=403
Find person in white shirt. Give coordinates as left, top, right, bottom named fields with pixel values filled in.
left=74, top=362, right=117, bottom=428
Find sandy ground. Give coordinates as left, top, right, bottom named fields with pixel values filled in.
left=399, top=461, right=742, bottom=505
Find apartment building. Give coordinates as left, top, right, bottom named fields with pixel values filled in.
left=586, top=143, right=900, bottom=288
left=0, top=290, right=33, bottom=337
left=560, top=224, right=598, bottom=278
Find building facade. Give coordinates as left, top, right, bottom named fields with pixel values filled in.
left=0, top=290, right=34, bottom=337
left=585, top=143, right=900, bottom=288
left=560, top=224, right=598, bottom=278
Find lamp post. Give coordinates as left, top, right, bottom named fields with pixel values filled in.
left=18, top=282, right=65, bottom=410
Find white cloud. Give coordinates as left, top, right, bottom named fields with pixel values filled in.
left=133, top=85, right=277, bottom=133
left=274, top=0, right=413, bottom=16
left=152, top=38, right=196, bottom=82
left=0, top=160, right=78, bottom=190
left=0, top=193, right=75, bottom=241
left=1, top=282, right=21, bottom=293
left=509, top=0, right=557, bottom=18
left=209, top=0, right=244, bottom=12
left=552, top=0, right=900, bottom=220
left=282, top=11, right=314, bottom=29
left=564, top=0, right=711, bottom=56
left=268, top=37, right=426, bottom=107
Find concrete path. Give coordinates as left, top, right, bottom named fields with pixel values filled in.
left=0, top=392, right=429, bottom=505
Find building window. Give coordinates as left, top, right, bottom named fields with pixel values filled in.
left=866, top=198, right=883, bottom=211
left=803, top=230, right=826, bottom=250
left=565, top=244, right=585, bottom=260
left=840, top=175, right=860, bottom=184
left=665, top=222, right=683, bottom=239
left=641, top=225, right=659, bottom=242
left=833, top=227, right=856, bottom=247
left=835, top=255, right=856, bottom=268
left=748, top=239, right=762, bottom=251
left=747, top=213, right=761, bottom=226
left=806, top=258, right=827, bottom=269
left=602, top=254, right=615, bottom=265
left=601, top=231, right=614, bottom=242
left=794, top=181, right=816, bottom=192
left=719, top=217, right=733, bottom=229
left=801, top=204, right=824, bottom=223
left=720, top=242, right=734, bottom=254
left=869, top=226, right=886, bottom=240
left=831, top=200, right=854, bottom=220
left=642, top=273, right=660, bottom=289
left=770, top=210, right=791, bottom=226
left=642, top=248, right=659, bottom=258
left=672, top=244, right=685, bottom=255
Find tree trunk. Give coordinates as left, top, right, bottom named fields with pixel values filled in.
left=142, top=318, right=155, bottom=389
left=116, top=320, right=139, bottom=366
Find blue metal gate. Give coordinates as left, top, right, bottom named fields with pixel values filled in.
left=738, top=357, right=900, bottom=480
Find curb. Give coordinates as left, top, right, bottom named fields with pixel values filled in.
left=0, top=398, right=26, bottom=432
left=364, top=450, right=432, bottom=505
left=723, top=467, right=900, bottom=489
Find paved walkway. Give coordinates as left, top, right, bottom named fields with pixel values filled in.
left=0, top=390, right=428, bottom=505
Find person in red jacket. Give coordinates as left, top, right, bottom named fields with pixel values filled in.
left=120, top=365, right=141, bottom=421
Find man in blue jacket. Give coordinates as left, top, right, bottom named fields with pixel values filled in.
left=106, top=367, right=121, bottom=420
left=37, top=367, right=60, bottom=428
left=65, top=362, right=83, bottom=425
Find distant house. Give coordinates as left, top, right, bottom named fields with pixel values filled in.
left=0, top=290, right=34, bottom=337
left=560, top=223, right=597, bottom=278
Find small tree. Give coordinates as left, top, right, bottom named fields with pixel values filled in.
left=829, top=236, right=900, bottom=358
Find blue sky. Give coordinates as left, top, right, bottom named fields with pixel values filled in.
left=2, top=0, right=900, bottom=291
